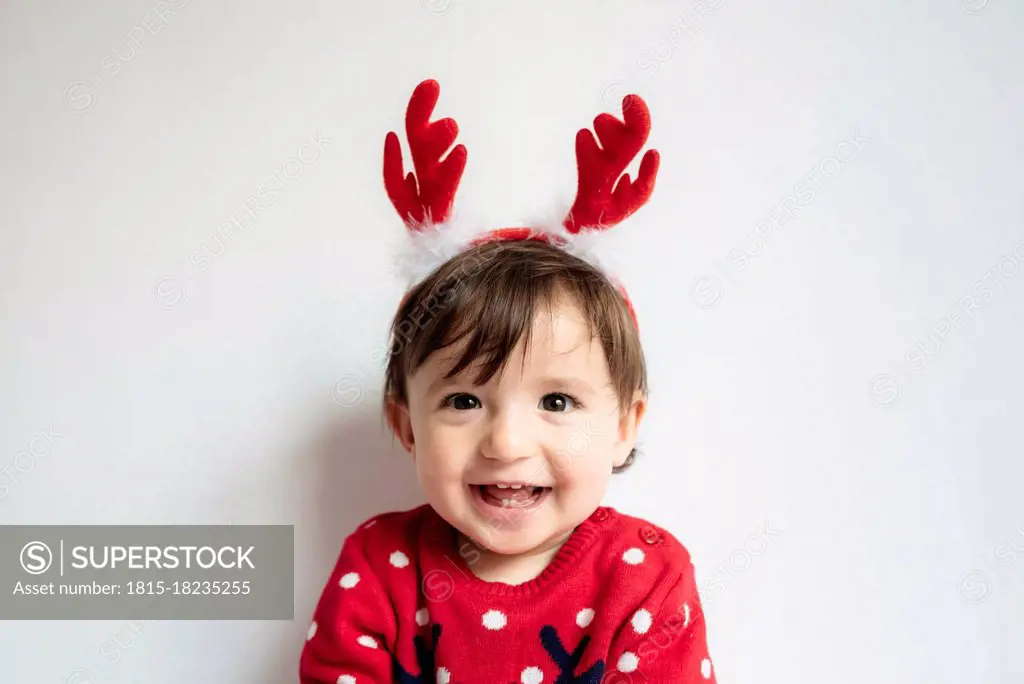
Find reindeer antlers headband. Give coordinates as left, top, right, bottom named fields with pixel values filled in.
left=383, top=79, right=660, bottom=327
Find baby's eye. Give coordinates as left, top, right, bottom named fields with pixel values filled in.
left=540, top=393, right=578, bottom=413
left=444, top=393, right=481, bottom=410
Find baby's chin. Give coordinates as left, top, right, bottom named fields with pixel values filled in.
left=469, top=533, right=545, bottom=556
left=458, top=514, right=571, bottom=557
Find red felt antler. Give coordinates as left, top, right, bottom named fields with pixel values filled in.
left=563, top=95, right=660, bottom=233
left=383, top=79, right=467, bottom=229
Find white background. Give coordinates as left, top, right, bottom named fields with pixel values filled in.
left=2, top=0, right=1023, bottom=682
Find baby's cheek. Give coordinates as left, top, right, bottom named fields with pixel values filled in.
left=557, top=442, right=619, bottom=482
left=423, top=427, right=474, bottom=461
left=419, top=448, right=462, bottom=477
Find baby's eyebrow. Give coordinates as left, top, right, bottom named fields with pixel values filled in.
left=426, top=372, right=461, bottom=397
left=535, top=376, right=601, bottom=395
left=425, top=373, right=604, bottom=397
left=425, top=363, right=482, bottom=395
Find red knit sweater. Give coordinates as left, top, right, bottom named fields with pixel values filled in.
left=299, top=503, right=717, bottom=683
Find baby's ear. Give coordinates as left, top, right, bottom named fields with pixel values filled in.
left=385, top=398, right=416, bottom=454
left=617, top=391, right=647, bottom=449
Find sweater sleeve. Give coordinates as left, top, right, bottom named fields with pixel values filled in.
left=607, top=559, right=718, bottom=683
left=299, top=526, right=398, bottom=683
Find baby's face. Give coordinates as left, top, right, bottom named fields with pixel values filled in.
left=390, top=297, right=643, bottom=557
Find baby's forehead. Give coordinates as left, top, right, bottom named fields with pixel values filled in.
left=432, top=334, right=609, bottom=383
left=447, top=308, right=600, bottom=359
left=406, top=291, right=619, bottom=395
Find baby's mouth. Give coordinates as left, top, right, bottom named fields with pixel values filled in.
left=473, top=484, right=552, bottom=509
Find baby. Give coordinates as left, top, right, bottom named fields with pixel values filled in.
left=300, top=80, right=717, bottom=683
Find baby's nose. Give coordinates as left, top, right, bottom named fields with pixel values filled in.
left=481, top=411, right=534, bottom=462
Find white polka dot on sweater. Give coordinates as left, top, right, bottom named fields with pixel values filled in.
left=521, top=666, right=544, bottom=684
left=482, top=609, right=507, bottom=630
left=339, top=572, right=360, bottom=589
left=337, top=676, right=356, bottom=684
left=684, top=602, right=691, bottom=627
left=701, top=658, right=713, bottom=679
left=356, top=635, right=378, bottom=649
left=437, top=667, right=451, bottom=683
left=622, top=548, right=645, bottom=564
left=416, top=608, right=429, bottom=626
left=576, top=608, right=595, bottom=628
left=306, top=621, right=317, bottom=641
left=632, top=609, right=652, bottom=634
left=618, top=651, right=639, bottom=672
left=390, top=551, right=410, bottom=568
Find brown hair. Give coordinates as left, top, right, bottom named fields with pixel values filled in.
left=382, top=239, right=647, bottom=472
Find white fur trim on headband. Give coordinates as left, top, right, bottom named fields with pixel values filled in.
left=391, top=209, right=630, bottom=289
left=393, top=213, right=494, bottom=287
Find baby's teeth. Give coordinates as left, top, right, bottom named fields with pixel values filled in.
left=496, top=484, right=509, bottom=489
left=510, top=484, right=522, bottom=490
